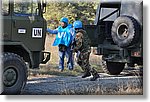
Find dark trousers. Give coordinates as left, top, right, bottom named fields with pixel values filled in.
left=58, top=47, right=74, bottom=70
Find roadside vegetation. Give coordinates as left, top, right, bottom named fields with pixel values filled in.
left=44, top=0, right=99, bottom=29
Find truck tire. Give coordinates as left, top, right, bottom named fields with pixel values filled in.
left=111, top=16, right=140, bottom=48
left=2, top=53, right=27, bottom=95
left=101, top=60, right=125, bottom=75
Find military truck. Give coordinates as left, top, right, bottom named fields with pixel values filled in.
left=1, top=0, right=50, bottom=94
left=85, top=0, right=143, bottom=75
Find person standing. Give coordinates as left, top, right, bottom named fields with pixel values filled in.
left=47, top=17, right=74, bottom=71
left=72, top=20, right=99, bottom=81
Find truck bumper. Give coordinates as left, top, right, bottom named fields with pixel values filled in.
left=96, top=44, right=123, bottom=55
left=94, top=44, right=128, bottom=63
left=94, top=44, right=142, bottom=63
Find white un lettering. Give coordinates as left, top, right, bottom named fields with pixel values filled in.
left=58, top=32, right=66, bottom=38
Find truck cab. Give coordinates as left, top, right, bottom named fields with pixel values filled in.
left=1, top=0, right=50, bottom=94
left=85, top=0, right=143, bottom=75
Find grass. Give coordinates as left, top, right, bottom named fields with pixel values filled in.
left=29, top=65, right=81, bottom=77
left=28, top=63, right=104, bottom=77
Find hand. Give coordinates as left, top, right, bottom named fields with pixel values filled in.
left=73, top=48, right=78, bottom=53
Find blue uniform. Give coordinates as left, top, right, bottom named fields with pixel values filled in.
left=53, top=25, right=73, bottom=47
left=47, top=24, right=75, bottom=70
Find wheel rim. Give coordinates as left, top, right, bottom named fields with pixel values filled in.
left=117, top=23, right=129, bottom=40
left=3, top=67, right=18, bottom=87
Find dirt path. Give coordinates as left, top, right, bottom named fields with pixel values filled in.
left=21, top=36, right=142, bottom=95
left=21, top=73, right=142, bottom=95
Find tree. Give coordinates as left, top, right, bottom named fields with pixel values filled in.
left=44, top=0, right=99, bottom=29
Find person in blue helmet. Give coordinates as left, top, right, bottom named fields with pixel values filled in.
left=47, top=17, right=74, bottom=71
left=72, top=20, right=99, bottom=81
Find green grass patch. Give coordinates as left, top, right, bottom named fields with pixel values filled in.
left=28, top=64, right=104, bottom=77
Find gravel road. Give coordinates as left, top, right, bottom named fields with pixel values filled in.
left=21, top=73, right=143, bottom=95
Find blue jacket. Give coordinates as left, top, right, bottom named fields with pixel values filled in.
left=47, top=24, right=75, bottom=47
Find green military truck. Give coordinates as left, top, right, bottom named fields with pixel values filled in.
left=85, top=0, right=143, bottom=75
left=1, top=0, right=50, bottom=94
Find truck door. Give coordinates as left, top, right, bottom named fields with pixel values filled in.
left=99, top=7, right=120, bottom=43
left=2, top=0, right=12, bottom=41
left=12, top=0, right=46, bottom=51
left=12, top=0, right=32, bottom=50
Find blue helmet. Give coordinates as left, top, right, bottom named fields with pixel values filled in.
left=60, top=17, right=68, bottom=24
left=73, top=20, right=83, bottom=29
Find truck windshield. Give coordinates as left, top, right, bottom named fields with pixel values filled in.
left=100, top=8, right=119, bottom=21
left=14, top=0, right=39, bottom=16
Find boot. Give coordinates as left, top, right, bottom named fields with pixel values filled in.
left=90, top=73, right=100, bottom=81
left=59, top=69, right=63, bottom=72
left=82, top=72, right=91, bottom=78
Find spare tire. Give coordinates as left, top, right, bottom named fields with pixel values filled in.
left=111, top=16, right=140, bottom=48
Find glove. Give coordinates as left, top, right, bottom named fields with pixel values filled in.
left=59, top=44, right=67, bottom=52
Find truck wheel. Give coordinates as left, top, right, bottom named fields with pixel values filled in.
left=2, top=53, right=27, bottom=95
left=101, top=60, right=125, bottom=75
left=111, top=16, right=140, bottom=48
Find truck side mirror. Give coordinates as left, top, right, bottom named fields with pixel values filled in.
left=42, top=3, right=46, bottom=13
left=43, top=3, right=46, bottom=8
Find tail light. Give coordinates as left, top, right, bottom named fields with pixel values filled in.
left=131, top=51, right=141, bottom=57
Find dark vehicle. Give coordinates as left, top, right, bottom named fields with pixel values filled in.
left=85, top=0, right=143, bottom=75
left=1, top=0, right=50, bottom=94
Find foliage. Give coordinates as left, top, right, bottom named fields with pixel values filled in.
left=44, top=1, right=99, bottom=29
